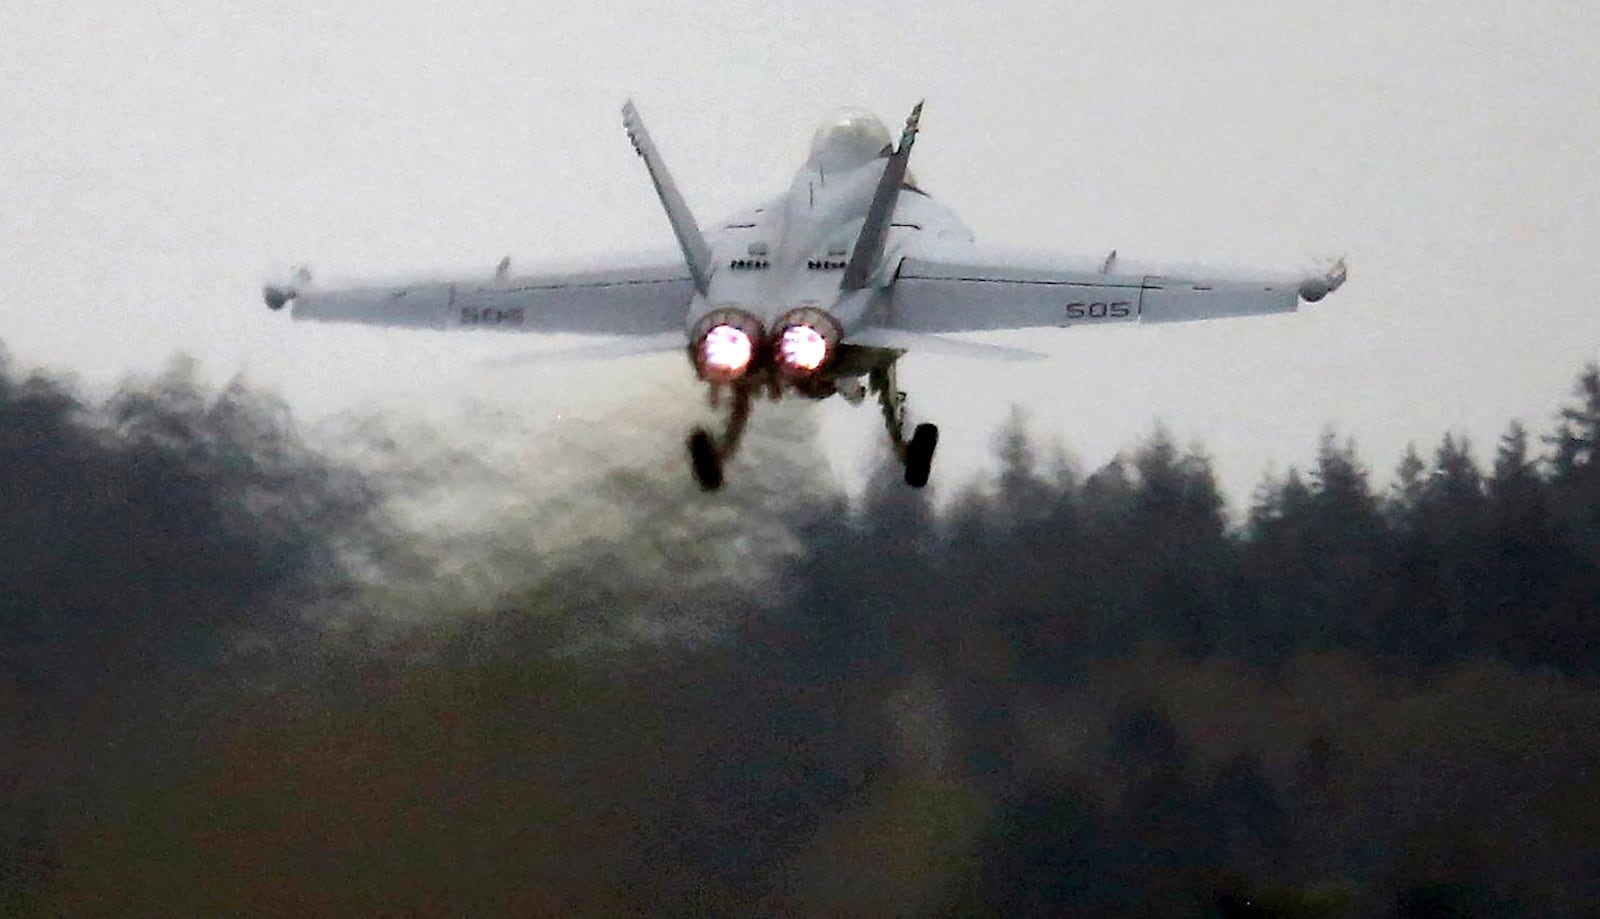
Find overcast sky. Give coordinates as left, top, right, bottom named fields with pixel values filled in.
left=5, top=1, right=1598, bottom=506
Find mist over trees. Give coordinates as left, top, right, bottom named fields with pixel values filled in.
left=3, top=346, right=1599, bottom=916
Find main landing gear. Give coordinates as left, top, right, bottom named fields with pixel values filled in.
left=870, top=360, right=939, bottom=488
left=686, top=383, right=752, bottom=491
left=685, top=356, right=938, bottom=491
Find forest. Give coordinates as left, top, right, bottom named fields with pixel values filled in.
left=2, top=345, right=1598, bottom=916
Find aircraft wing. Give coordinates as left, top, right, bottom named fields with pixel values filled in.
left=884, top=254, right=1345, bottom=333
left=265, top=262, right=695, bottom=336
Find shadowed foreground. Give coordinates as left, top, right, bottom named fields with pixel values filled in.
left=4, top=348, right=1600, bottom=916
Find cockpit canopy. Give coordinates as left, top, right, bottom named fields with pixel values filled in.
left=807, top=107, right=893, bottom=172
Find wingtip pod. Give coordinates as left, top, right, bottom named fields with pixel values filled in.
left=263, top=285, right=294, bottom=311
left=1298, top=258, right=1348, bottom=303
left=262, top=266, right=312, bottom=311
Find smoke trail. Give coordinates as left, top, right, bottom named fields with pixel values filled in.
left=0, top=343, right=845, bottom=697
left=307, top=361, right=843, bottom=648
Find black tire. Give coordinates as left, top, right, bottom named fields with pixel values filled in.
left=687, top=428, right=724, bottom=491
left=904, top=423, right=939, bottom=488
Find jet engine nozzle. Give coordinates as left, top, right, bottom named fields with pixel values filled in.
left=772, top=307, right=843, bottom=378
left=690, top=308, right=765, bottom=381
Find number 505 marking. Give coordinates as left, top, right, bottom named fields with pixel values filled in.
left=1066, top=300, right=1133, bottom=320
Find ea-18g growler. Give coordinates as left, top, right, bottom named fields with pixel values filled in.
left=264, top=102, right=1346, bottom=490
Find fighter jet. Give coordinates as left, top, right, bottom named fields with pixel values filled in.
left=263, top=102, right=1346, bottom=491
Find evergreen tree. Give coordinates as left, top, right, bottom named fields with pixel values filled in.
left=1475, top=421, right=1569, bottom=665
left=1388, top=443, right=1428, bottom=532
left=1127, top=428, right=1231, bottom=653
left=1240, top=467, right=1318, bottom=659
left=1281, top=467, right=1314, bottom=521
left=986, top=413, right=1088, bottom=683
left=993, top=406, right=1056, bottom=527
left=1067, top=457, right=1141, bottom=655
left=1313, top=431, right=1379, bottom=524
left=1245, top=468, right=1285, bottom=542
left=1550, top=364, right=1600, bottom=542
left=1240, top=434, right=1393, bottom=658
left=1080, top=456, right=1135, bottom=534
left=1489, top=421, right=1544, bottom=533
left=1554, top=364, right=1600, bottom=470
left=1422, top=433, right=1486, bottom=533
left=1539, top=366, right=1600, bottom=672
left=1393, top=434, right=1489, bottom=662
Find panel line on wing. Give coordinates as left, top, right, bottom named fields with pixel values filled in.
left=492, top=277, right=691, bottom=292
left=906, top=276, right=1148, bottom=289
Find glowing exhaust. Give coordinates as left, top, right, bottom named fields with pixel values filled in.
left=773, top=307, right=842, bottom=378
left=779, top=325, right=828, bottom=372
left=690, top=309, right=765, bottom=381
left=702, top=325, right=754, bottom=375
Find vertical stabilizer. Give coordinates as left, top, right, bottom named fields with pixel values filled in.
left=842, top=101, right=923, bottom=291
left=622, top=100, right=713, bottom=295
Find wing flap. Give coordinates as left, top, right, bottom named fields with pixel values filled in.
left=289, top=264, right=694, bottom=336
left=890, top=258, right=1143, bottom=332
left=1138, top=277, right=1298, bottom=324
left=293, top=283, right=457, bottom=330
left=889, top=256, right=1312, bottom=332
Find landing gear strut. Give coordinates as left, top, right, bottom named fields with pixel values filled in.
left=685, top=358, right=938, bottom=491
left=686, top=383, right=752, bottom=491
left=869, top=359, right=939, bottom=488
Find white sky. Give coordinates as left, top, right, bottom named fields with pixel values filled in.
left=5, top=1, right=1599, bottom=508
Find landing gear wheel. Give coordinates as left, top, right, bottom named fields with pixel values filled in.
left=687, top=383, right=751, bottom=491
left=687, top=428, right=723, bottom=491
left=904, top=423, right=939, bottom=488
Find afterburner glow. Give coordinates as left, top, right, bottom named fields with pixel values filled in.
left=771, top=307, right=841, bottom=378
left=778, top=325, right=829, bottom=372
left=700, top=324, right=754, bottom=377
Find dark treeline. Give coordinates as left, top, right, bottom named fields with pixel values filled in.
left=3, top=346, right=1599, bottom=916
left=0, top=352, right=379, bottom=915
left=759, top=366, right=1600, bottom=915
left=928, top=366, right=1600, bottom=679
